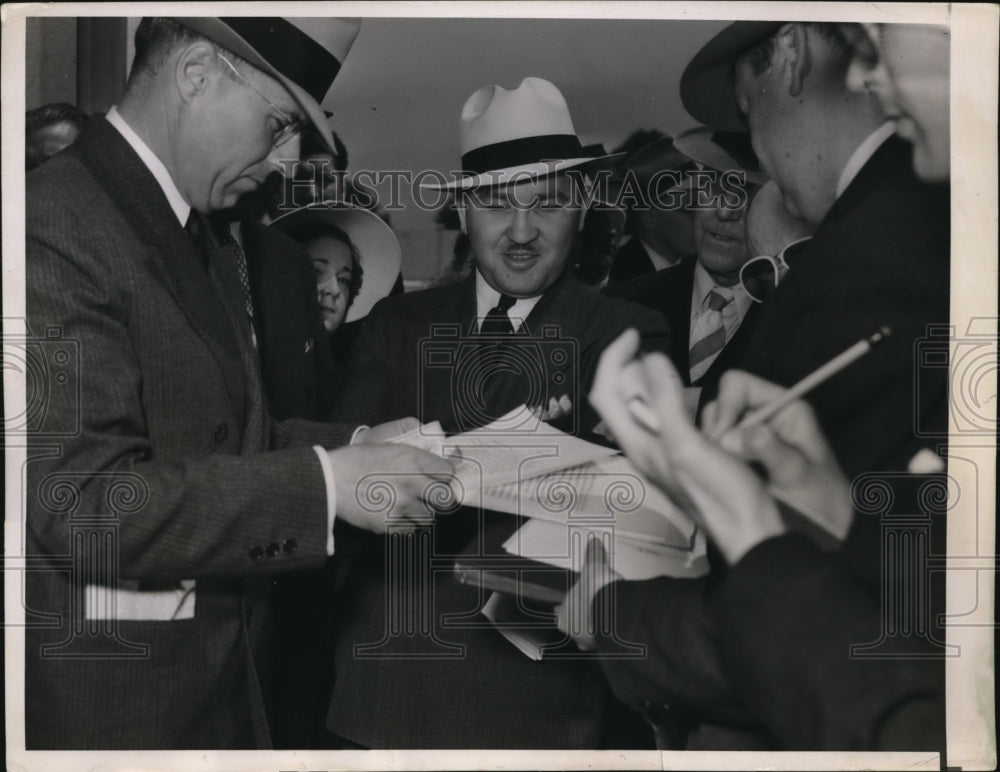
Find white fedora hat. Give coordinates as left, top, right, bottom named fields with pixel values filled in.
left=172, top=17, right=361, bottom=157
left=270, top=203, right=402, bottom=324
left=423, top=76, right=623, bottom=190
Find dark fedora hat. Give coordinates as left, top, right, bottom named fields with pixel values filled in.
left=172, top=18, right=361, bottom=155
left=680, top=21, right=785, bottom=132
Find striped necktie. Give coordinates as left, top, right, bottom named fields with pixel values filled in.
left=688, top=287, right=734, bottom=384
left=480, top=294, right=517, bottom=336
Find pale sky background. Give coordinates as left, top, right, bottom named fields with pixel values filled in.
left=321, top=17, right=730, bottom=233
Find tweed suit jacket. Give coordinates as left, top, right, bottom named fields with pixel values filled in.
left=323, top=272, right=669, bottom=748
left=24, top=117, right=353, bottom=750
left=590, top=135, right=950, bottom=750
left=603, top=258, right=762, bottom=391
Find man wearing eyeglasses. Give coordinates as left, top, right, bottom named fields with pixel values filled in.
left=605, top=128, right=770, bottom=403
left=24, top=17, right=455, bottom=750
left=322, top=77, right=669, bottom=750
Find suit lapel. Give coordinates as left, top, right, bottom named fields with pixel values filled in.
left=72, top=117, right=249, bottom=430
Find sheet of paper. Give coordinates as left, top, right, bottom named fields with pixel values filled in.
left=503, top=518, right=709, bottom=581
left=442, top=405, right=619, bottom=488
left=481, top=592, right=564, bottom=661
left=477, top=455, right=696, bottom=548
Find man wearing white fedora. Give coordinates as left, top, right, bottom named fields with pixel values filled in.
left=324, top=77, right=669, bottom=749
left=25, top=17, right=454, bottom=749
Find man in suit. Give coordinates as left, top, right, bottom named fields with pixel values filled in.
left=322, top=77, right=669, bottom=749
left=604, top=127, right=776, bottom=398
left=24, top=16, right=453, bottom=750
left=571, top=21, right=949, bottom=750
left=606, top=132, right=696, bottom=283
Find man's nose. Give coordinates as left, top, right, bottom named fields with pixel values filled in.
left=716, top=198, right=748, bottom=222
left=507, top=206, right=539, bottom=244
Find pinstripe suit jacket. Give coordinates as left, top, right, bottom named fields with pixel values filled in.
left=323, top=273, right=670, bottom=748
left=24, top=117, right=352, bottom=749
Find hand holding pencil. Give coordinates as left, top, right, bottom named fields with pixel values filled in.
left=589, top=329, right=862, bottom=561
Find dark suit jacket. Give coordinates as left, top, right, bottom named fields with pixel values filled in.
left=592, top=135, right=950, bottom=750
left=241, top=219, right=339, bottom=421
left=607, top=235, right=658, bottom=283
left=603, top=259, right=761, bottom=390
left=25, top=116, right=352, bottom=750
left=323, top=273, right=669, bottom=748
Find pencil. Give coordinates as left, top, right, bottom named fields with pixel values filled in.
left=737, top=326, right=892, bottom=430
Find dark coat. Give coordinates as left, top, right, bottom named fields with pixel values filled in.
left=323, top=272, right=670, bottom=748
left=592, top=135, right=950, bottom=751
left=25, top=116, right=352, bottom=750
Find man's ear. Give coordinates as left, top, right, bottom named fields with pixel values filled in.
left=175, top=42, right=218, bottom=103
left=457, top=200, right=468, bottom=233
left=775, top=22, right=812, bottom=98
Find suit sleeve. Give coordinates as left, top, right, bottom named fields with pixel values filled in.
left=27, top=208, right=332, bottom=582
left=710, top=533, right=945, bottom=751
left=591, top=576, right=749, bottom=724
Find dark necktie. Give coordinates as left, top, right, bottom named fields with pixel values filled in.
left=480, top=294, right=517, bottom=336
left=218, top=229, right=255, bottom=326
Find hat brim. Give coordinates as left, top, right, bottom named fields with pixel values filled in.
left=674, top=129, right=769, bottom=185
left=421, top=152, right=626, bottom=190
left=173, top=18, right=336, bottom=157
left=680, top=22, right=785, bottom=132
left=270, top=203, right=402, bottom=323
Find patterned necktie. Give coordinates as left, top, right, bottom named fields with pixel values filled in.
left=212, top=226, right=257, bottom=352
left=688, top=287, right=734, bottom=384
left=480, top=294, right=517, bottom=336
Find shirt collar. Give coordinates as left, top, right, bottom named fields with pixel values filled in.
left=836, top=121, right=897, bottom=200
left=691, top=260, right=753, bottom=321
left=474, top=270, right=544, bottom=333
left=106, top=106, right=191, bottom=226
left=637, top=236, right=684, bottom=271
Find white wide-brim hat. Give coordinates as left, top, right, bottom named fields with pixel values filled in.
left=422, top=76, right=624, bottom=190
left=173, top=17, right=361, bottom=157
left=270, top=203, right=402, bottom=324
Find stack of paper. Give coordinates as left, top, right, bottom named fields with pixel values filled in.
left=394, top=406, right=708, bottom=581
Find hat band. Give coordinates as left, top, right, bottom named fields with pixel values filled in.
left=461, top=134, right=585, bottom=176
left=221, top=17, right=341, bottom=103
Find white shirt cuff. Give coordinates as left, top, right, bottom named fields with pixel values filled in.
left=312, top=445, right=337, bottom=555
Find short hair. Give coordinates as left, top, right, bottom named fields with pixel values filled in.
left=741, top=22, right=851, bottom=76
left=128, top=17, right=251, bottom=91
left=25, top=102, right=89, bottom=170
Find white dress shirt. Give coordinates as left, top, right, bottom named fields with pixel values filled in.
left=474, top=270, right=543, bottom=332
left=105, top=107, right=337, bottom=554
left=689, top=260, right=753, bottom=344
left=836, top=121, right=897, bottom=199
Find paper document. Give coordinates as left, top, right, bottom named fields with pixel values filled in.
left=503, top=518, right=708, bottom=581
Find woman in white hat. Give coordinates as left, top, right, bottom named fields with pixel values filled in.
left=272, top=203, right=402, bottom=371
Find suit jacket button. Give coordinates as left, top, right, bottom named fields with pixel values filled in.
left=282, top=539, right=298, bottom=554
left=249, top=545, right=264, bottom=561
left=266, top=542, right=281, bottom=557
left=214, top=422, right=228, bottom=443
